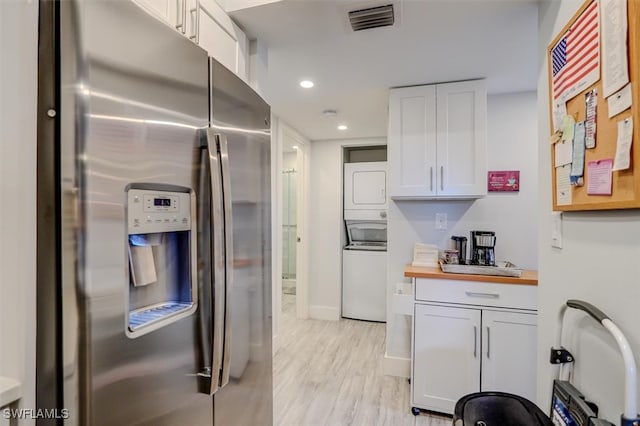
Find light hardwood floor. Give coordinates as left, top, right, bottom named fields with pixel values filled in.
left=274, top=294, right=451, bottom=426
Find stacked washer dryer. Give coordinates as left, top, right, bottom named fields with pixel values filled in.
left=342, top=161, right=388, bottom=322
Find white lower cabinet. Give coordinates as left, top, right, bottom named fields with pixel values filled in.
left=413, top=304, right=481, bottom=414
left=411, top=279, right=537, bottom=415
left=480, top=309, right=538, bottom=401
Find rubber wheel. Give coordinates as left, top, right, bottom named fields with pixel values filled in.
left=411, top=407, right=420, bottom=416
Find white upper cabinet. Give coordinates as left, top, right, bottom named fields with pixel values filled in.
left=388, top=85, right=438, bottom=198
left=131, top=0, right=194, bottom=35
left=197, top=0, right=249, bottom=81
left=436, top=80, right=487, bottom=198
left=131, top=0, right=249, bottom=81
left=132, top=0, right=173, bottom=22
left=388, top=80, right=487, bottom=199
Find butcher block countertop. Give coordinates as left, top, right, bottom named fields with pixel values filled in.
left=404, top=264, right=538, bottom=286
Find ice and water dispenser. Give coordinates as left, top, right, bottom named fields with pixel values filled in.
left=125, top=184, right=197, bottom=337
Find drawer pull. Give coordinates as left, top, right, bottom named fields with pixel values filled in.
left=465, top=291, right=499, bottom=299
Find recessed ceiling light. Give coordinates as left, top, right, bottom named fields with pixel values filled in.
left=292, top=145, right=298, bottom=150
left=300, top=80, right=314, bottom=89
left=338, top=125, right=348, bottom=130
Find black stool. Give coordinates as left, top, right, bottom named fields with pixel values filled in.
left=453, top=391, right=553, bottom=426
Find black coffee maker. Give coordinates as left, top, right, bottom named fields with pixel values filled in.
left=470, top=231, right=496, bottom=266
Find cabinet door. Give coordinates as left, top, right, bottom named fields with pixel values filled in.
left=481, top=310, right=537, bottom=401
left=413, top=304, right=481, bottom=414
left=436, top=80, right=487, bottom=198
left=198, top=0, right=249, bottom=81
left=133, top=0, right=192, bottom=34
left=132, top=0, right=175, bottom=26
left=388, top=86, right=437, bottom=198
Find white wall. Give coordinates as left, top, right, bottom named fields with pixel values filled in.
left=385, top=91, right=539, bottom=376
left=308, top=137, right=386, bottom=320
left=0, top=0, right=38, bottom=420
left=537, top=2, right=640, bottom=421
left=248, top=39, right=269, bottom=101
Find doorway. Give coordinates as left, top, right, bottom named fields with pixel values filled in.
left=281, top=151, right=297, bottom=295
left=279, top=123, right=308, bottom=323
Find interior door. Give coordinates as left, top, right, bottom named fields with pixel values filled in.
left=413, top=303, right=481, bottom=414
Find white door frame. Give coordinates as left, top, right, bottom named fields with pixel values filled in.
left=272, top=118, right=310, bottom=350
left=293, top=131, right=309, bottom=320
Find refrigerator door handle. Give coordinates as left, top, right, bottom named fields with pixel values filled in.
left=197, top=129, right=226, bottom=395
left=217, top=133, right=234, bottom=390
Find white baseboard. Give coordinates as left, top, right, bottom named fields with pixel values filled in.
left=308, top=305, right=340, bottom=321
left=250, top=341, right=266, bottom=362
left=383, top=354, right=411, bottom=378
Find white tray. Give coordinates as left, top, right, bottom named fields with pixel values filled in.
left=440, top=263, right=523, bottom=278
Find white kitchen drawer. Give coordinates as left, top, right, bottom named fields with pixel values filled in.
left=414, top=278, right=536, bottom=311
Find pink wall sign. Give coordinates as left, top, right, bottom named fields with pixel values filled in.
left=488, top=170, right=520, bottom=192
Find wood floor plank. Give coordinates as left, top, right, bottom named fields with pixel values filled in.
left=275, top=294, right=451, bottom=426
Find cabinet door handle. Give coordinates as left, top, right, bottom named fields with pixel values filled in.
left=465, top=291, right=500, bottom=299
left=440, top=166, right=444, bottom=191
left=175, top=0, right=185, bottom=32
left=189, top=6, right=199, bottom=43
left=181, top=0, right=187, bottom=34
left=473, top=326, right=477, bottom=358
left=430, top=167, right=433, bottom=192
left=486, top=326, right=491, bottom=359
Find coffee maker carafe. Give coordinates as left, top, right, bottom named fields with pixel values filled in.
left=470, top=231, right=496, bottom=266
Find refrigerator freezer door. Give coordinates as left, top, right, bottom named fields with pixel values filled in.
left=209, top=58, right=273, bottom=426
left=197, top=129, right=230, bottom=396
left=51, top=2, right=212, bottom=425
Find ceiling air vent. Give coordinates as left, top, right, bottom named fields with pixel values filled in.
left=348, top=4, right=394, bottom=32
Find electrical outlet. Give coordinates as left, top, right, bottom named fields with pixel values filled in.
left=435, top=213, right=447, bottom=230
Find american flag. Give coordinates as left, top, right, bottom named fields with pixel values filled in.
left=551, top=0, right=600, bottom=101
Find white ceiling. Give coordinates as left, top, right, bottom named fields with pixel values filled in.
left=229, top=0, right=539, bottom=141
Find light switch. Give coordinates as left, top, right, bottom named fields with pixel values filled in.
left=551, top=212, right=563, bottom=249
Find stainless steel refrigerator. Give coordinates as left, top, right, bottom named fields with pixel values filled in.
left=36, top=1, right=272, bottom=424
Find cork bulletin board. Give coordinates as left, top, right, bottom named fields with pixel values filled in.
left=548, top=0, right=640, bottom=211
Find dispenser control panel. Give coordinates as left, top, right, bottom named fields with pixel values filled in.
left=127, top=188, right=193, bottom=234
left=143, top=194, right=179, bottom=212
